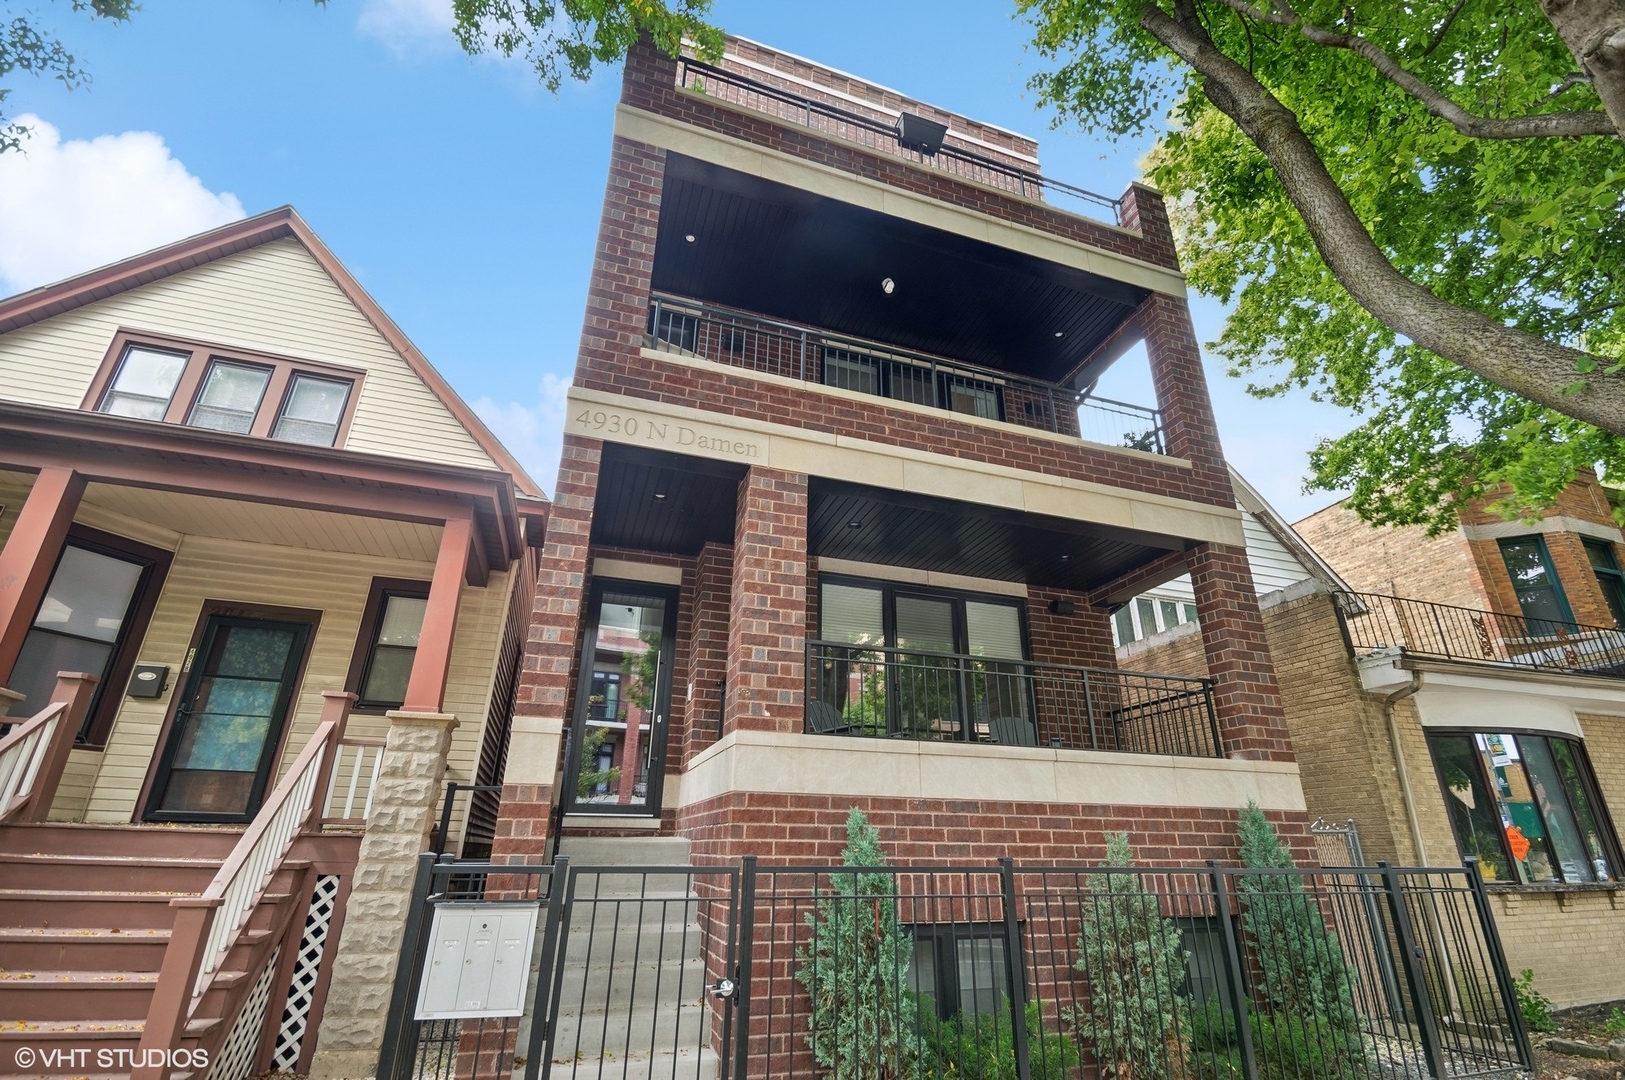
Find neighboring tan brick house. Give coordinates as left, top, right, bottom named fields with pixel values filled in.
left=1126, top=474, right=1625, bottom=1008
left=491, top=36, right=1316, bottom=886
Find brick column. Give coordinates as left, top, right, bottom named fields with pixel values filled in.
left=307, top=710, right=458, bottom=1080
left=726, top=468, right=808, bottom=735
left=1140, top=291, right=1233, bottom=499
left=489, top=435, right=603, bottom=862
left=684, top=542, right=732, bottom=763
left=1187, top=543, right=1294, bottom=761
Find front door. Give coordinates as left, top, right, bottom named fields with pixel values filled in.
left=145, top=615, right=312, bottom=823
left=562, top=581, right=678, bottom=816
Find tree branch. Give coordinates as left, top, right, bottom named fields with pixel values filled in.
left=1138, top=1, right=1625, bottom=434
left=1204, top=0, right=1616, bottom=139
left=1541, top=0, right=1625, bottom=137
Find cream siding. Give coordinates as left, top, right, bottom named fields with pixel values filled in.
left=0, top=238, right=497, bottom=471
left=1145, top=512, right=1315, bottom=605
left=57, top=531, right=508, bottom=839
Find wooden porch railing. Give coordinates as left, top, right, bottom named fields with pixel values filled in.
left=134, top=690, right=357, bottom=1080
left=0, top=672, right=98, bottom=824
left=322, top=732, right=387, bottom=826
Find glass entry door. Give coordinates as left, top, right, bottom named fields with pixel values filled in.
left=563, top=581, right=678, bottom=816
left=145, top=615, right=311, bottom=823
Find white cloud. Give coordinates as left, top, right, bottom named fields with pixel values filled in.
left=357, top=0, right=456, bottom=52
left=0, top=115, right=245, bottom=295
left=473, top=372, right=572, bottom=496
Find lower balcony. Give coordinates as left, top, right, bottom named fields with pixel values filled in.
left=805, top=641, right=1222, bottom=758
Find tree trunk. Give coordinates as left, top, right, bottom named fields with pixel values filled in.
left=1541, top=0, right=1625, bottom=139
left=1138, top=1, right=1625, bottom=436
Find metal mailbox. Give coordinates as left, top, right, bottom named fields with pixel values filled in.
left=414, top=902, right=539, bottom=1020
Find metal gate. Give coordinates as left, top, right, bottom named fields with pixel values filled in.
left=379, top=854, right=739, bottom=1080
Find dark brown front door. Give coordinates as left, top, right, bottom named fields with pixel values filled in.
left=144, top=615, right=311, bottom=823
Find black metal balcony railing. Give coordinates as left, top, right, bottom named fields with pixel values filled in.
left=675, top=56, right=1123, bottom=224
left=805, top=641, right=1222, bottom=758
left=649, top=295, right=1166, bottom=453
left=1335, top=591, right=1625, bottom=679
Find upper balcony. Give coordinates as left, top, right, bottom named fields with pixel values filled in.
left=673, top=51, right=1124, bottom=228
left=648, top=294, right=1165, bottom=453
left=1336, top=591, right=1625, bottom=681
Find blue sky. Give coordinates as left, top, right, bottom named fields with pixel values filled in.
left=0, top=0, right=1354, bottom=520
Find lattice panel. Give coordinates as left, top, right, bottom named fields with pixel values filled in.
left=209, top=945, right=279, bottom=1080
left=272, top=874, right=341, bottom=1071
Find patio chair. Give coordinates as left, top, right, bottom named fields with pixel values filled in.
left=989, top=716, right=1038, bottom=746
left=806, top=700, right=854, bottom=735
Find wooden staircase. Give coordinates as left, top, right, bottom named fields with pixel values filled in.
left=0, top=823, right=315, bottom=1078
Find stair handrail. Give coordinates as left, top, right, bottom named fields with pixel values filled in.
left=0, top=672, right=98, bottom=824
left=136, top=692, right=354, bottom=1077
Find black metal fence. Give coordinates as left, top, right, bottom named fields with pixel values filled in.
left=648, top=294, right=1166, bottom=453
left=1336, top=590, right=1625, bottom=678
left=673, top=56, right=1123, bottom=223
left=806, top=640, right=1223, bottom=759
left=736, top=857, right=1531, bottom=1080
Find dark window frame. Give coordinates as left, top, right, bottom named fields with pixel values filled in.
left=1496, top=535, right=1576, bottom=633
left=1426, top=728, right=1624, bottom=886
left=17, top=525, right=173, bottom=749
left=345, top=577, right=431, bottom=713
left=816, top=574, right=1032, bottom=660
left=1582, top=538, right=1625, bottom=629
left=906, top=922, right=1015, bottom=1021
left=82, top=329, right=365, bottom=448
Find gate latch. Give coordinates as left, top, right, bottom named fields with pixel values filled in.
left=709, top=978, right=736, bottom=1000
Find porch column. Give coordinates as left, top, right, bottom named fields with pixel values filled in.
left=725, top=467, right=809, bottom=735
left=306, top=710, right=458, bottom=1080
left=1138, top=285, right=1234, bottom=500
left=490, top=435, right=603, bottom=862
left=401, top=512, right=473, bottom=713
left=1187, top=541, right=1295, bottom=761
left=0, top=467, right=85, bottom=692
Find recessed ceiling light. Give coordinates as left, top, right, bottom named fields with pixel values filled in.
left=1060, top=554, right=1071, bottom=561
left=1054, top=331, right=1064, bottom=338
left=684, top=234, right=696, bottom=243
left=848, top=520, right=863, bottom=529
left=654, top=493, right=667, bottom=500
left=881, top=278, right=895, bottom=295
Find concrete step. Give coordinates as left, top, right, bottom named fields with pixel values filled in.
left=557, top=836, right=693, bottom=867
left=0, top=852, right=222, bottom=893
left=551, top=954, right=710, bottom=1008
left=547, top=1000, right=714, bottom=1061
left=545, top=1045, right=721, bottom=1080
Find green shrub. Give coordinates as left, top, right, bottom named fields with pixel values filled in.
left=1188, top=993, right=1366, bottom=1080
left=795, top=808, right=925, bottom=1079
left=1513, top=969, right=1557, bottom=1033
left=1068, top=832, right=1191, bottom=1080
left=918, top=999, right=1080, bottom=1080
left=1603, top=1007, right=1625, bottom=1037
left=1234, top=804, right=1363, bottom=1039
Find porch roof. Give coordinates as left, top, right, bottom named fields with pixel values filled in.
left=0, top=400, right=530, bottom=577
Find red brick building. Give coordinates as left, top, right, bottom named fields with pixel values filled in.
left=491, top=36, right=1314, bottom=871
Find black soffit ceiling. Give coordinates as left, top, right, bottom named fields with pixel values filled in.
left=591, top=442, right=1184, bottom=592
left=810, top=479, right=1184, bottom=593
left=651, top=155, right=1149, bottom=387
left=590, top=444, right=747, bottom=555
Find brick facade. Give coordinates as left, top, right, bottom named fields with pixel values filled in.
left=726, top=467, right=809, bottom=735
left=1187, top=543, right=1292, bottom=761
left=683, top=541, right=732, bottom=764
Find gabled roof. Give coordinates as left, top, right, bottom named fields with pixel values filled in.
left=0, top=206, right=545, bottom=498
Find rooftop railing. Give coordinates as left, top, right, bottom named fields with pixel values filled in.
left=675, top=56, right=1123, bottom=224
left=1335, top=590, right=1625, bottom=679
left=649, top=294, right=1165, bottom=452
left=805, top=640, right=1222, bottom=758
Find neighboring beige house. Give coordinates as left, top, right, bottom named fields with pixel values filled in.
left=1123, top=478, right=1625, bottom=1008
left=0, top=208, right=546, bottom=1077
